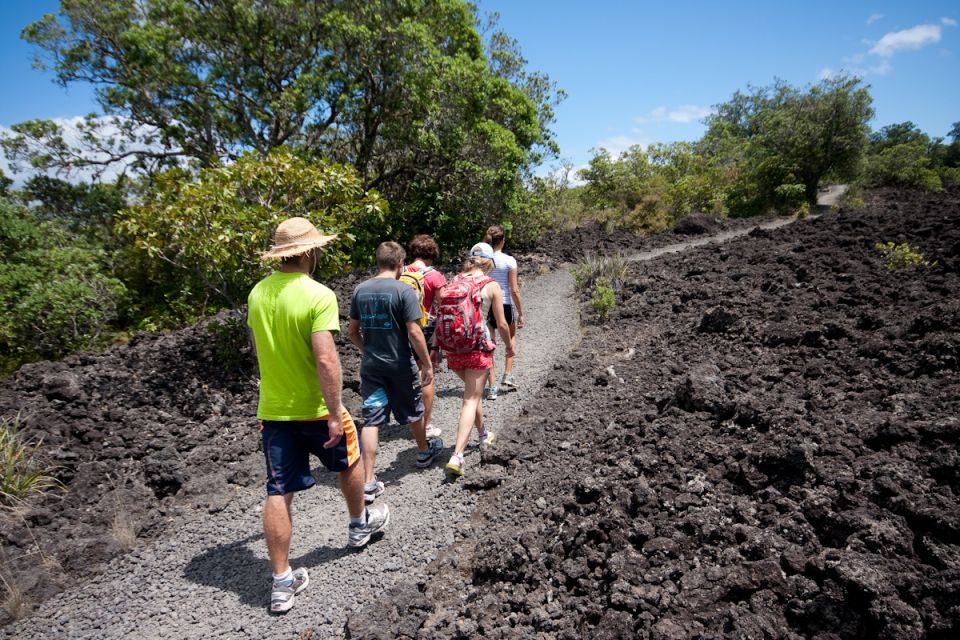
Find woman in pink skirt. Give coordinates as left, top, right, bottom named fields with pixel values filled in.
left=440, top=242, right=514, bottom=477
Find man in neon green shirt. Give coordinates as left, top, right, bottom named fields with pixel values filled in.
left=247, top=217, right=389, bottom=613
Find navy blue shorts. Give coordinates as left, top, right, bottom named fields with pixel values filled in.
left=261, top=411, right=361, bottom=496
left=360, top=365, right=424, bottom=427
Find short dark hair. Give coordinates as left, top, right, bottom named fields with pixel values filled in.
left=484, top=224, right=505, bottom=247
left=376, top=241, right=406, bottom=270
left=408, top=234, right=439, bottom=261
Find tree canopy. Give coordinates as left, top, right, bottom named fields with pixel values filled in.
left=4, top=0, right=561, bottom=244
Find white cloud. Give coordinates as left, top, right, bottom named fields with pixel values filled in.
left=867, top=13, right=884, bottom=25
left=943, top=17, right=958, bottom=27
left=818, top=67, right=837, bottom=80
left=869, top=24, right=942, bottom=57
left=594, top=134, right=652, bottom=158
left=634, top=104, right=712, bottom=125
left=668, top=105, right=712, bottom=123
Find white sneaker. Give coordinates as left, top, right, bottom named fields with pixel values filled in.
left=348, top=504, right=390, bottom=548
left=425, top=423, right=442, bottom=438
left=270, top=567, right=309, bottom=613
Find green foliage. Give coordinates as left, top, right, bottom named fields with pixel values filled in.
left=9, top=0, right=561, bottom=249
left=0, top=199, right=127, bottom=372
left=116, top=149, right=386, bottom=310
left=0, top=414, right=61, bottom=506
left=703, top=76, right=873, bottom=214
left=591, top=280, right=616, bottom=321
left=17, top=176, right=127, bottom=241
left=862, top=126, right=943, bottom=191
left=874, top=242, right=938, bottom=271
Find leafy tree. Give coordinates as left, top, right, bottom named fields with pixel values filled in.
left=869, top=122, right=931, bottom=152
left=6, top=0, right=560, bottom=244
left=862, top=140, right=942, bottom=191
left=115, top=149, right=386, bottom=310
left=703, top=76, right=873, bottom=211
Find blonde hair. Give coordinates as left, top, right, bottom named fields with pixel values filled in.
left=461, top=256, right=494, bottom=273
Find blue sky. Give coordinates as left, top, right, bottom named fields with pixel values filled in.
left=1, top=1, right=958, bottom=179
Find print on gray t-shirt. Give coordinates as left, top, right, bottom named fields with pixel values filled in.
left=349, top=277, right=422, bottom=374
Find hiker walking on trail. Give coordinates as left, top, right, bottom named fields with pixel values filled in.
left=247, top=217, right=389, bottom=614
left=482, top=225, right=524, bottom=400
left=405, top=234, right=448, bottom=440
left=435, top=242, right=514, bottom=477
left=348, top=241, right=444, bottom=503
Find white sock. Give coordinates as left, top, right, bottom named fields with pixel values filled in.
left=273, top=568, right=293, bottom=584
left=350, top=509, right=367, bottom=526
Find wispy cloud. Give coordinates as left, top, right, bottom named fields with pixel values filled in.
left=866, top=13, right=884, bottom=25
left=634, top=104, right=712, bottom=125
left=943, top=17, right=958, bottom=27
left=869, top=24, right=942, bottom=57
left=667, top=105, right=713, bottom=123
left=818, top=67, right=837, bottom=80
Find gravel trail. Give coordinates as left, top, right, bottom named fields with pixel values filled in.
left=3, top=267, right=578, bottom=640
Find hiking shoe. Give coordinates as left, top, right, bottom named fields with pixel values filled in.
left=500, top=374, right=517, bottom=389
left=484, top=385, right=498, bottom=400
left=445, top=452, right=465, bottom=477
left=364, top=478, right=385, bottom=504
left=270, top=567, right=309, bottom=613
left=348, top=504, right=390, bottom=548
left=425, top=423, right=442, bottom=438
left=415, top=438, right=444, bottom=468
left=479, top=430, right=496, bottom=446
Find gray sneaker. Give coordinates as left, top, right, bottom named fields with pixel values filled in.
left=270, top=567, right=309, bottom=613
left=415, top=438, right=444, bottom=468
left=425, top=423, right=442, bottom=438
left=348, top=504, right=390, bottom=548
left=363, top=477, right=385, bottom=504
left=500, top=374, right=517, bottom=389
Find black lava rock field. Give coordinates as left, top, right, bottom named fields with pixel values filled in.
left=348, top=187, right=960, bottom=639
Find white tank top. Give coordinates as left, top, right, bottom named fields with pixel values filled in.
left=489, top=251, right=517, bottom=305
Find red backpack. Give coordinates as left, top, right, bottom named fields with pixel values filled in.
left=434, top=274, right=494, bottom=354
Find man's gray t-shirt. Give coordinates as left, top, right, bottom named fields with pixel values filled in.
left=349, top=277, right=422, bottom=375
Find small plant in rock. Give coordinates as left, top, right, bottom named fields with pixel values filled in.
left=0, top=415, right=61, bottom=507
left=874, top=242, right=938, bottom=271
left=572, top=251, right=629, bottom=293
left=591, top=279, right=616, bottom=321
left=0, top=566, right=26, bottom=621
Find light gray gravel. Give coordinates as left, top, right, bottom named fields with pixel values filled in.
left=4, top=267, right=578, bottom=640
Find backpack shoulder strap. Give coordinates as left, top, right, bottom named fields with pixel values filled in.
left=421, top=266, right=435, bottom=276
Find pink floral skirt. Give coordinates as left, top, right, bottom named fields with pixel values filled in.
left=445, top=349, right=493, bottom=372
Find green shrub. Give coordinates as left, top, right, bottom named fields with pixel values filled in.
left=874, top=242, right=938, bottom=271
left=591, top=280, right=616, bottom=321
left=0, top=415, right=61, bottom=506
left=0, top=200, right=127, bottom=372
left=116, top=149, right=387, bottom=310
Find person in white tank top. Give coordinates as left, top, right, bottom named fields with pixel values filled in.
left=483, top=225, right=524, bottom=399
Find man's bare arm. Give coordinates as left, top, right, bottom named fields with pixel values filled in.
left=407, top=321, right=434, bottom=387
left=312, top=330, right=344, bottom=447
left=347, top=318, right=363, bottom=353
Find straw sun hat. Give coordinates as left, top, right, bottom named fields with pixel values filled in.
left=261, top=217, right=338, bottom=260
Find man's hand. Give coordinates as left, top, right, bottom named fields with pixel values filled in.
left=323, top=410, right=344, bottom=449
left=517, top=313, right=525, bottom=330
left=430, top=349, right=441, bottom=368
left=420, top=364, right=434, bottom=388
